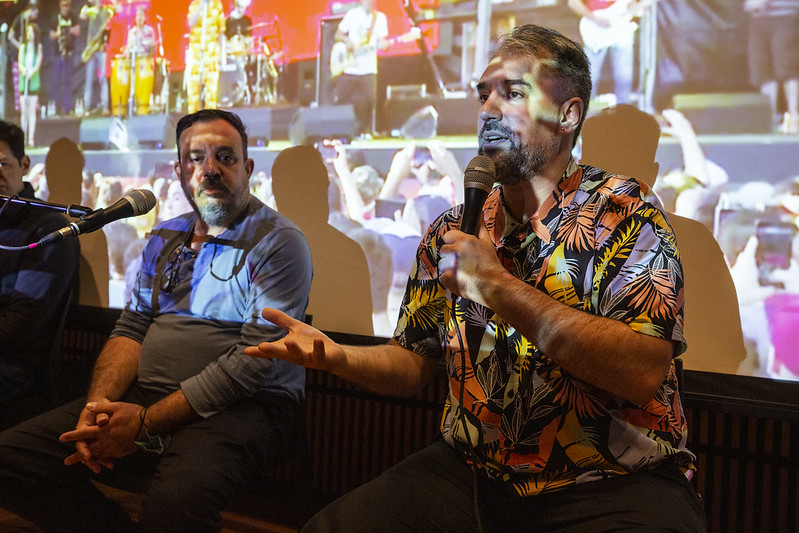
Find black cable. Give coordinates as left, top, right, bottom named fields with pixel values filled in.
left=450, top=294, right=488, bottom=533
left=0, top=243, right=38, bottom=251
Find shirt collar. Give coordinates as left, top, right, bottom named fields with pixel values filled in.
left=485, top=158, right=582, bottom=249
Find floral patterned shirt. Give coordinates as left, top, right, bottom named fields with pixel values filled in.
left=393, top=161, right=693, bottom=497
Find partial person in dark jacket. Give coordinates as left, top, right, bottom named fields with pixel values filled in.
left=0, top=119, right=80, bottom=430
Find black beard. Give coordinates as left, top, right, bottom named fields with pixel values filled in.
left=478, top=137, right=548, bottom=186
left=477, top=123, right=557, bottom=185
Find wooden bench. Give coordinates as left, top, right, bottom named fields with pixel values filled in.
left=4, top=305, right=798, bottom=532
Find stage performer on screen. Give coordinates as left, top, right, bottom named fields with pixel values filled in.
left=8, top=0, right=41, bottom=115
left=332, top=0, right=389, bottom=137
left=185, top=0, right=225, bottom=113
left=744, top=0, right=799, bottom=135
left=223, top=0, right=252, bottom=59
left=17, top=24, right=42, bottom=147
left=125, top=5, right=156, bottom=57
left=568, top=0, right=646, bottom=105
left=80, top=0, right=118, bottom=116
left=223, top=0, right=253, bottom=105
left=49, top=0, right=81, bottom=116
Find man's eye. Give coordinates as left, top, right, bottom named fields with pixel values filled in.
left=507, top=90, right=523, bottom=99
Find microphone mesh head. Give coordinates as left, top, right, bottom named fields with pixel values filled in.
left=464, top=155, right=496, bottom=192
left=129, top=189, right=158, bottom=215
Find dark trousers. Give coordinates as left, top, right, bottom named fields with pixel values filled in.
left=51, top=53, right=75, bottom=114
left=303, top=437, right=707, bottom=533
left=0, top=385, right=298, bottom=533
left=334, top=73, right=376, bottom=135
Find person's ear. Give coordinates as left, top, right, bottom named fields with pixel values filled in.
left=20, top=155, right=31, bottom=176
left=560, top=97, right=584, bottom=133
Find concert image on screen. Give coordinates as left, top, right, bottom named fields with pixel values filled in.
left=1, top=0, right=797, bottom=385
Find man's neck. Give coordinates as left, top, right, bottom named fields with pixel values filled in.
left=500, top=152, right=574, bottom=222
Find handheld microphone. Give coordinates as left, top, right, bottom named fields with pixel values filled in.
left=36, top=189, right=157, bottom=246
left=459, top=155, right=496, bottom=235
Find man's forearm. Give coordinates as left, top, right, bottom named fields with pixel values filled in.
left=483, top=271, right=673, bottom=404
left=333, top=341, right=439, bottom=398
left=86, top=336, right=141, bottom=402
left=142, top=389, right=200, bottom=435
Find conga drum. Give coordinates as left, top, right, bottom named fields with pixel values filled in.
left=110, top=54, right=130, bottom=116
left=133, top=55, right=155, bottom=114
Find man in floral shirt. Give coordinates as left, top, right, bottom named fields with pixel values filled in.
left=247, top=24, right=705, bottom=531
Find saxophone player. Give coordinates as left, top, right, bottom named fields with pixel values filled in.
left=80, top=0, right=117, bottom=115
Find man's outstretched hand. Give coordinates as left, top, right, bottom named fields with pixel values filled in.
left=244, top=308, right=346, bottom=373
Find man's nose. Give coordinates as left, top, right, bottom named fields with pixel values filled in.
left=202, top=158, right=221, bottom=177
left=479, top=93, right=501, bottom=122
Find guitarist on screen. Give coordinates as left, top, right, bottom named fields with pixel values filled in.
left=568, top=0, right=647, bottom=106
left=332, top=0, right=389, bottom=137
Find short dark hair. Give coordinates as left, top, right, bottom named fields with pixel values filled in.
left=0, top=120, right=27, bottom=163
left=490, top=25, right=592, bottom=140
left=175, top=109, right=249, bottom=161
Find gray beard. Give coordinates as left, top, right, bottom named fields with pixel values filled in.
left=197, top=201, right=233, bottom=227
left=196, top=189, right=249, bottom=227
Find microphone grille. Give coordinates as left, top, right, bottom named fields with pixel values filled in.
left=129, top=189, right=158, bottom=215
left=464, top=155, right=496, bottom=191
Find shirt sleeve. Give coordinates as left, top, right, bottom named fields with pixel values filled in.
left=376, top=12, right=389, bottom=40
left=338, top=10, right=354, bottom=36
left=594, top=190, right=686, bottom=355
left=180, top=226, right=312, bottom=417
left=392, top=210, right=457, bottom=359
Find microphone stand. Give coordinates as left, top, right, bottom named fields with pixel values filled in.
left=0, top=194, right=94, bottom=217
left=0, top=196, right=94, bottom=252
left=156, top=16, right=169, bottom=114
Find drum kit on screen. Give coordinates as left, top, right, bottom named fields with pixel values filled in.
left=222, top=23, right=281, bottom=107
left=108, top=23, right=280, bottom=117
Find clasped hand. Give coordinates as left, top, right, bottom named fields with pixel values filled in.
left=59, top=399, right=143, bottom=473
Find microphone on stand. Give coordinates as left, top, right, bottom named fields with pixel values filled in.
left=35, top=189, right=157, bottom=247
left=0, top=195, right=93, bottom=217
left=459, top=155, right=496, bottom=235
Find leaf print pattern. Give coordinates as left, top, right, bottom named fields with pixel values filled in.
left=394, top=163, right=693, bottom=497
